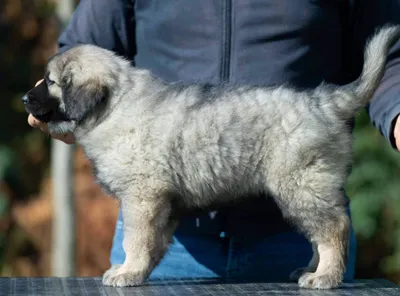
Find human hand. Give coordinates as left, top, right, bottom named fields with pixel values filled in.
left=393, top=115, right=400, bottom=151
left=27, top=79, right=76, bottom=144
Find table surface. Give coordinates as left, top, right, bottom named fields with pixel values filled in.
left=0, top=277, right=399, bottom=296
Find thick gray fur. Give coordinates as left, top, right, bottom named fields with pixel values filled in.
left=23, top=25, right=400, bottom=289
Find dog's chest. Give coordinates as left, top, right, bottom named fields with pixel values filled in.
left=80, top=126, right=144, bottom=198
left=91, top=161, right=116, bottom=197
left=85, top=149, right=133, bottom=198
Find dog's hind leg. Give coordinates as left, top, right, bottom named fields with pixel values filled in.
left=102, top=186, right=178, bottom=287
left=269, top=176, right=350, bottom=289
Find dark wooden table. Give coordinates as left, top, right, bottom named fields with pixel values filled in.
left=0, top=277, right=398, bottom=296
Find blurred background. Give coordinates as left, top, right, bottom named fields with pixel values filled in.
left=1, top=0, right=400, bottom=284
left=0, top=0, right=118, bottom=278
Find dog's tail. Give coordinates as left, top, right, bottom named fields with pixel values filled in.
left=325, top=24, right=400, bottom=120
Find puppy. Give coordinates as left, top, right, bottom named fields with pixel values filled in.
left=22, top=25, right=400, bottom=289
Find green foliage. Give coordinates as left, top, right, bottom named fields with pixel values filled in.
left=0, top=146, right=18, bottom=181
left=0, top=146, right=16, bottom=271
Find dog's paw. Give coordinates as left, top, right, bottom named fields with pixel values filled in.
left=102, top=264, right=146, bottom=287
left=298, top=271, right=342, bottom=289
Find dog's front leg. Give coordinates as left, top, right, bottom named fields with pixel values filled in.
left=102, top=189, right=177, bottom=287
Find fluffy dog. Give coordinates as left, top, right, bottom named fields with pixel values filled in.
left=22, top=25, right=400, bottom=289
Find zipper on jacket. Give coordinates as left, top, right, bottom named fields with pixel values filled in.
left=221, top=0, right=232, bottom=82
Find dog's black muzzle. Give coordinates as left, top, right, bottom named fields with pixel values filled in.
left=22, top=80, right=60, bottom=123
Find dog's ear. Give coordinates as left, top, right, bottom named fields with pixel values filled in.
left=62, top=80, right=109, bottom=122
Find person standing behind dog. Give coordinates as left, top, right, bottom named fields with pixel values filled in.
left=28, top=0, right=400, bottom=282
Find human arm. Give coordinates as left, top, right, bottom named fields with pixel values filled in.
left=354, top=0, right=400, bottom=150
left=56, top=0, right=135, bottom=58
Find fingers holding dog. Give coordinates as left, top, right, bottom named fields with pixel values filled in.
left=27, top=113, right=76, bottom=144
left=28, top=113, right=48, bottom=132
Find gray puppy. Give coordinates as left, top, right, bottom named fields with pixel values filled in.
left=22, top=25, right=400, bottom=289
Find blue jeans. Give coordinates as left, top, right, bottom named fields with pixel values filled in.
left=110, top=210, right=357, bottom=282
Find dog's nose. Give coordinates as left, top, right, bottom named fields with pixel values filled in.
left=22, top=94, right=32, bottom=104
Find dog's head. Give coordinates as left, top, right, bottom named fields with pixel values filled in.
left=22, top=45, right=122, bottom=134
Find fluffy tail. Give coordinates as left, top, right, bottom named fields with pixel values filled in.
left=326, top=24, right=400, bottom=119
